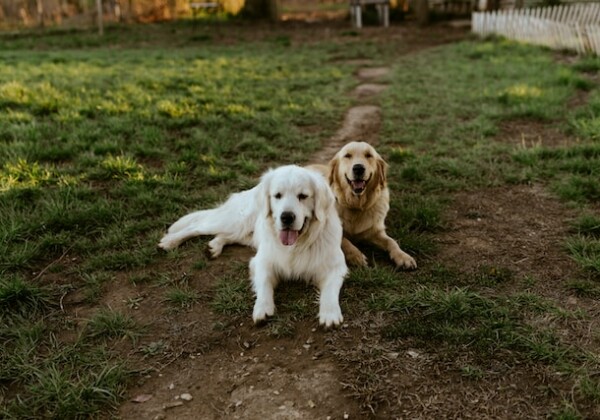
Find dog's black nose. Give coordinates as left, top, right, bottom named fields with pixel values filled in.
left=280, top=211, right=296, bottom=227
left=352, top=164, right=365, bottom=178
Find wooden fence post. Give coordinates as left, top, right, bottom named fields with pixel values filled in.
left=96, top=0, right=104, bottom=35
left=36, top=0, right=44, bottom=27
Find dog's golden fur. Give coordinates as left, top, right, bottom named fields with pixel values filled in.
left=310, top=141, right=416, bottom=269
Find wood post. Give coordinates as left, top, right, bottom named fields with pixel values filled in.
left=36, top=0, right=44, bottom=28
left=96, top=0, right=103, bottom=35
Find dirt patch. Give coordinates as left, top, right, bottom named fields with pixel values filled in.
left=332, top=334, right=563, bottom=418
left=120, top=322, right=361, bottom=420
left=435, top=184, right=578, bottom=290
left=495, top=119, right=575, bottom=148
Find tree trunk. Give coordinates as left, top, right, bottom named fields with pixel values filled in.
left=415, top=0, right=429, bottom=25
left=241, top=0, right=278, bottom=20
left=96, top=0, right=103, bottom=35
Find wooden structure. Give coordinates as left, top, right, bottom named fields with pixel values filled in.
left=189, top=1, right=220, bottom=17
left=349, top=0, right=390, bottom=28
left=473, top=2, right=600, bottom=55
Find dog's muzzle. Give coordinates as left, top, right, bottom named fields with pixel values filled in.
left=279, top=212, right=306, bottom=246
left=346, top=174, right=370, bottom=196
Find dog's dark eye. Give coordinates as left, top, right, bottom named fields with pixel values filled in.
left=298, top=193, right=308, bottom=201
left=344, top=153, right=352, bottom=159
left=365, top=153, right=373, bottom=158
left=274, top=193, right=282, bottom=199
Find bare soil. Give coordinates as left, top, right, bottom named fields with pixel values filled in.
left=108, top=22, right=596, bottom=419
left=495, top=119, right=575, bottom=148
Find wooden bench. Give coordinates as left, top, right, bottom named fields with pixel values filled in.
left=190, top=2, right=220, bottom=18
left=350, top=0, right=390, bottom=28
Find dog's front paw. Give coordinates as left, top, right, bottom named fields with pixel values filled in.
left=252, top=300, right=275, bottom=324
left=319, top=305, right=343, bottom=328
left=346, top=250, right=368, bottom=267
left=392, top=251, right=417, bottom=269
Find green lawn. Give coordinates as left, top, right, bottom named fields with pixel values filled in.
left=1, top=22, right=599, bottom=418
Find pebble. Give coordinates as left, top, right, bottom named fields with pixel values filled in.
left=180, top=393, right=193, bottom=401
left=163, top=401, right=183, bottom=410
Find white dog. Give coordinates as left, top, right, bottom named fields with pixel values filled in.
left=158, top=165, right=348, bottom=327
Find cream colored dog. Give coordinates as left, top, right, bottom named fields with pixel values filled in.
left=159, top=165, right=348, bottom=327
left=311, top=141, right=417, bottom=269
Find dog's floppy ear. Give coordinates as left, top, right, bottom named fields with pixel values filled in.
left=374, top=153, right=388, bottom=188
left=255, top=169, right=273, bottom=219
left=328, top=155, right=340, bottom=188
left=311, top=172, right=335, bottom=222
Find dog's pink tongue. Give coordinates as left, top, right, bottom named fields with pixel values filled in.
left=352, top=180, right=366, bottom=190
left=280, top=229, right=299, bottom=246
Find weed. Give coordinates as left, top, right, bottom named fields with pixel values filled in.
left=211, top=273, right=251, bottom=316
left=83, top=309, right=139, bottom=342
left=572, top=214, right=600, bottom=238
left=0, top=276, right=52, bottom=316
left=460, top=365, right=485, bottom=379
left=164, top=285, right=200, bottom=310
left=566, top=236, right=600, bottom=273
left=192, top=259, right=207, bottom=270
left=474, top=265, right=514, bottom=286
left=3, top=359, right=127, bottom=419
left=139, top=340, right=169, bottom=357
left=578, top=375, right=600, bottom=404
left=566, top=280, right=600, bottom=298
left=266, top=318, right=296, bottom=338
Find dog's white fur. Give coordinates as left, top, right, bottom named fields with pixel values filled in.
left=159, top=165, right=347, bottom=327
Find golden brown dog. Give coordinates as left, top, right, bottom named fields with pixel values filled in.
left=310, top=141, right=417, bottom=269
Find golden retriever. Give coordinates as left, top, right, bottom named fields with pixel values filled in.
left=159, top=165, right=348, bottom=327
left=310, top=141, right=417, bottom=269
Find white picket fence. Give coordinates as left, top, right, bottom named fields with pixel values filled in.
left=472, top=3, right=600, bottom=55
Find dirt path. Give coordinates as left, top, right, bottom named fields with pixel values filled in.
left=311, top=66, right=389, bottom=164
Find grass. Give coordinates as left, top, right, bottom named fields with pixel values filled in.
left=83, top=308, right=140, bottom=341
left=211, top=270, right=252, bottom=316
left=374, top=286, right=583, bottom=365
left=164, top=285, right=201, bottom=310
left=1, top=20, right=600, bottom=418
